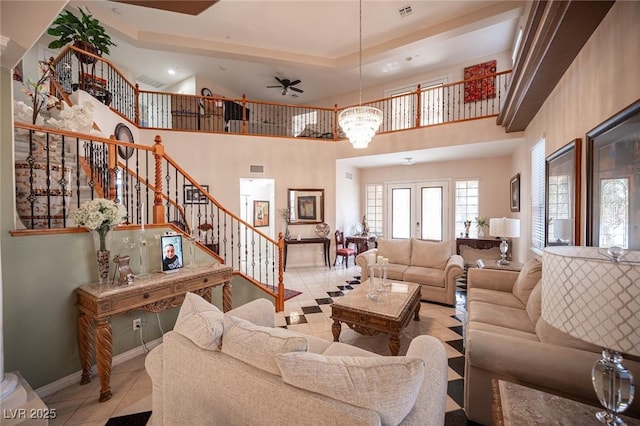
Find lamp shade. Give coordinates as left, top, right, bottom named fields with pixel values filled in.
left=553, top=218, right=572, bottom=241
left=541, top=246, right=640, bottom=356
left=489, top=217, right=520, bottom=238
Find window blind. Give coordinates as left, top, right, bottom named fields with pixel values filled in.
left=531, top=140, right=546, bottom=250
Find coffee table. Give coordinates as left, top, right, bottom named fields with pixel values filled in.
left=330, top=280, right=421, bottom=355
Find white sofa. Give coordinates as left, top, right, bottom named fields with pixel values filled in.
left=145, top=293, right=448, bottom=426
left=356, top=239, right=464, bottom=306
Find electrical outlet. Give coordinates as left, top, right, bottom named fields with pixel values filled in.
left=133, top=318, right=141, bottom=331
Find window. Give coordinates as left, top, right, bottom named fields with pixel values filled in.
left=531, top=140, right=546, bottom=251
left=365, top=184, right=383, bottom=236
left=547, top=174, right=570, bottom=238
left=455, top=180, right=479, bottom=237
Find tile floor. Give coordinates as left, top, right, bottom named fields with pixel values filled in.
left=42, top=263, right=472, bottom=425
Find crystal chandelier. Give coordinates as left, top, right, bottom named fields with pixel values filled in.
left=338, top=0, right=382, bottom=149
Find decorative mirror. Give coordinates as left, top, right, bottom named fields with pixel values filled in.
left=545, top=139, right=581, bottom=246
left=287, top=188, right=324, bottom=224
left=587, top=100, right=640, bottom=249
left=115, top=123, right=134, bottom=160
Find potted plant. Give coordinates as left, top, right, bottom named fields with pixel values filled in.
left=475, top=216, right=489, bottom=238
left=47, top=7, right=116, bottom=63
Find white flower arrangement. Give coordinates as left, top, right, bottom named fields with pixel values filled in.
left=47, top=101, right=96, bottom=134
left=73, top=198, right=127, bottom=250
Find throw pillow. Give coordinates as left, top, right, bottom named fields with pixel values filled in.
left=276, top=352, right=424, bottom=425
left=222, top=315, right=308, bottom=375
left=377, top=238, right=412, bottom=265
left=410, top=239, right=452, bottom=269
left=512, top=259, right=542, bottom=304
left=525, top=280, right=542, bottom=325
left=173, top=292, right=224, bottom=351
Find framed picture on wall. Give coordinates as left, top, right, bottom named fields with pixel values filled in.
left=253, top=200, right=269, bottom=227
left=297, top=196, right=317, bottom=220
left=184, top=184, right=209, bottom=204
left=510, top=173, right=520, bottom=212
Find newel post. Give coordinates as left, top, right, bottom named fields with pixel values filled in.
left=152, top=135, right=165, bottom=224
left=108, top=136, right=118, bottom=201
left=415, top=84, right=422, bottom=128
left=276, top=232, right=285, bottom=312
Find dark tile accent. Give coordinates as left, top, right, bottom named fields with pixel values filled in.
left=315, top=297, right=334, bottom=305
left=326, top=291, right=344, bottom=297
left=106, top=412, right=151, bottom=426
left=452, top=313, right=466, bottom=323
left=444, top=409, right=474, bottom=426
left=447, top=339, right=465, bottom=355
left=448, top=356, right=465, bottom=377
left=346, top=280, right=360, bottom=285
left=336, top=285, right=354, bottom=290
left=301, top=305, right=323, bottom=314
left=450, top=325, right=464, bottom=336
left=285, top=314, right=308, bottom=325
left=447, top=379, right=465, bottom=407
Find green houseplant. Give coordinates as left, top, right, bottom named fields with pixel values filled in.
left=47, top=8, right=116, bottom=60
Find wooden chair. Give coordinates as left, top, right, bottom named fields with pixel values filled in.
left=334, top=230, right=356, bottom=267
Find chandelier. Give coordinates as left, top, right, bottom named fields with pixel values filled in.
left=338, top=0, right=383, bottom=149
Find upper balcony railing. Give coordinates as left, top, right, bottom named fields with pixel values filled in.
left=51, top=45, right=511, bottom=139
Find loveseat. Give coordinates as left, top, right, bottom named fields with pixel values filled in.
left=464, top=259, right=640, bottom=425
left=356, top=239, right=464, bottom=305
left=145, top=293, right=448, bottom=426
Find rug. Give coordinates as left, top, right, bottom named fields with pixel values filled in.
left=283, top=288, right=302, bottom=301
left=464, top=59, right=497, bottom=103
left=105, top=411, right=151, bottom=426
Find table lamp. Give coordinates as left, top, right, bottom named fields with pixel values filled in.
left=553, top=218, right=573, bottom=243
left=542, top=246, right=640, bottom=425
left=489, top=217, right=520, bottom=265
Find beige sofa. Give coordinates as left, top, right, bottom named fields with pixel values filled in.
left=356, top=239, right=464, bottom=305
left=145, top=293, right=448, bottom=426
left=464, top=260, right=640, bottom=425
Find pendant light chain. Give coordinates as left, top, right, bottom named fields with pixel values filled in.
left=358, top=0, right=363, bottom=106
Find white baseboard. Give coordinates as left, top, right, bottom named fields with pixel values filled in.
left=35, top=337, right=163, bottom=399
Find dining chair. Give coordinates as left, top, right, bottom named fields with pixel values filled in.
left=334, top=230, right=356, bottom=267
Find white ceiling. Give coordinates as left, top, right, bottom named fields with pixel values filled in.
left=45, top=0, right=527, bottom=167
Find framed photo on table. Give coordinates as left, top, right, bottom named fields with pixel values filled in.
left=510, top=173, right=520, bottom=212
left=253, top=200, right=269, bottom=227
left=184, top=184, right=209, bottom=204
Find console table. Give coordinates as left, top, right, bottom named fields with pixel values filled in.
left=283, top=237, right=330, bottom=271
left=75, top=263, right=233, bottom=402
left=345, top=235, right=378, bottom=254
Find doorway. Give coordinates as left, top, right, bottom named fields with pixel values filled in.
left=386, top=180, right=450, bottom=241
left=239, top=178, right=275, bottom=238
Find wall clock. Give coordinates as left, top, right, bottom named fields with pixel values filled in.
left=115, top=123, right=135, bottom=160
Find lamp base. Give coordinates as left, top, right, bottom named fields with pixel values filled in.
left=496, top=238, right=510, bottom=265
left=592, top=349, right=634, bottom=426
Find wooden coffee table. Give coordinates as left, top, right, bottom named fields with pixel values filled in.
left=331, top=280, right=421, bottom=355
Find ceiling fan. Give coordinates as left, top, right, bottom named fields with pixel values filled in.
left=267, top=77, right=304, bottom=96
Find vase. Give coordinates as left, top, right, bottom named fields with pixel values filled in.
left=93, top=230, right=112, bottom=285
left=284, top=224, right=291, bottom=240
left=14, top=129, right=73, bottom=229
left=478, top=228, right=485, bottom=238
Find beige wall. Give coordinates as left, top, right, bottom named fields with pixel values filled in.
left=515, top=1, right=640, bottom=260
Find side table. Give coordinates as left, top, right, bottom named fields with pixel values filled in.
left=492, top=379, right=640, bottom=425
left=476, top=258, right=523, bottom=272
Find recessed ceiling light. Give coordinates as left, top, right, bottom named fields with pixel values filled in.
left=111, top=7, right=121, bottom=15
left=168, top=69, right=176, bottom=75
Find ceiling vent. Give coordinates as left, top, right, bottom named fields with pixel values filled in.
left=250, top=165, right=264, bottom=173
left=136, top=74, right=165, bottom=89
left=398, top=5, right=412, bottom=18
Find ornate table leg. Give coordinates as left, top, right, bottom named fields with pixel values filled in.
left=95, top=318, right=113, bottom=402
left=414, top=301, right=421, bottom=321
left=77, top=313, right=94, bottom=385
left=389, top=334, right=400, bottom=356
left=332, top=320, right=341, bottom=342
left=222, top=282, right=232, bottom=312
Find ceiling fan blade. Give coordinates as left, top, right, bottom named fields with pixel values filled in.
left=289, top=79, right=301, bottom=86
left=266, top=85, right=282, bottom=88
left=274, top=77, right=285, bottom=86
left=290, top=87, right=304, bottom=93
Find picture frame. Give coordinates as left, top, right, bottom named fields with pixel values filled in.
left=586, top=99, right=640, bottom=249
left=184, top=184, right=209, bottom=204
left=253, top=200, right=269, bottom=227
left=160, top=234, right=184, bottom=273
left=297, top=195, right=317, bottom=220
left=510, top=173, right=520, bottom=212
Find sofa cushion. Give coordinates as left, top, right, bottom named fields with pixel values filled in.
left=173, top=292, right=224, bottom=351
left=468, top=301, right=536, bottom=334
left=404, top=266, right=445, bottom=288
left=386, top=263, right=409, bottom=281
left=467, top=288, right=525, bottom=309
left=377, top=238, right=412, bottom=265
left=276, top=352, right=424, bottom=425
left=525, top=281, right=542, bottom=325
left=410, top=239, right=451, bottom=269
left=222, top=315, right=308, bottom=375
left=535, top=319, right=601, bottom=354
left=512, top=259, right=543, bottom=305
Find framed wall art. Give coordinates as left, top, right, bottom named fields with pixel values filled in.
left=463, top=59, right=497, bottom=104
left=253, top=200, right=269, bottom=227
left=510, top=173, right=520, bottom=212
left=184, top=184, right=209, bottom=204
left=288, top=188, right=324, bottom=224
